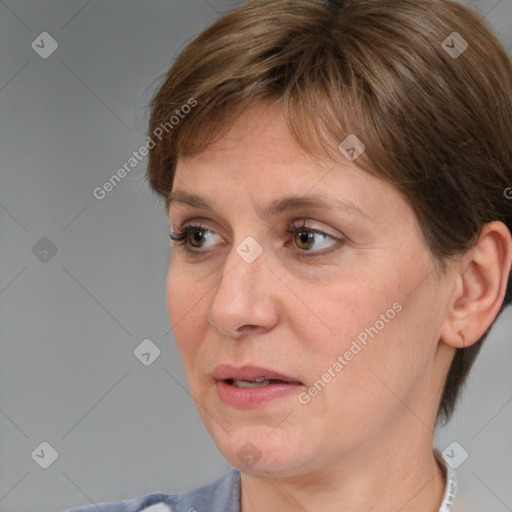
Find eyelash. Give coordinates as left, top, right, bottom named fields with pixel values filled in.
left=169, top=220, right=343, bottom=256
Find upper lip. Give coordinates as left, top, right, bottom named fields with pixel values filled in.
left=213, top=364, right=302, bottom=384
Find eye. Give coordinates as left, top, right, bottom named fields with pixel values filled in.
left=169, top=220, right=343, bottom=255
left=286, top=220, right=342, bottom=253
left=169, top=223, right=222, bottom=251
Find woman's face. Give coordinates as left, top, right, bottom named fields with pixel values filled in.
left=167, top=102, right=454, bottom=477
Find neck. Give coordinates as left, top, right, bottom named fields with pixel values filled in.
left=240, top=428, right=446, bottom=512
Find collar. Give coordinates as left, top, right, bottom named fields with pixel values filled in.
left=435, top=449, right=458, bottom=511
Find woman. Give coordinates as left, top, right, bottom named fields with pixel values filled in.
left=68, top=0, right=512, bottom=510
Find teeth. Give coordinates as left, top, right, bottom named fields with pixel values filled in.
left=231, top=378, right=272, bottom=388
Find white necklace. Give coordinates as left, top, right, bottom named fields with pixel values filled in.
left=436, top=451, right=458, bottom=512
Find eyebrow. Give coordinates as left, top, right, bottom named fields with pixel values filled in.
left=168, top=190, right=368, bottom=219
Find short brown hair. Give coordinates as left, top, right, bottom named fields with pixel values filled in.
left=145, top=0, right=512, bottom=424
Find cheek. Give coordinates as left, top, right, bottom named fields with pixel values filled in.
left=166, top=264, right=182, bottom=324
left=300, top=271, right=403, bottom=354
left=326, top=286, right=439, bottom=419
left=166, top=263, right=207, bottom=359
left=298, top=262, right=436, bottom=398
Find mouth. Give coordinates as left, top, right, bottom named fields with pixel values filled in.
left=212, top=365, right=303, bottom=408
left=225, top=377, right=295, bottom=388
left=213, top=364, right=302, bottom=386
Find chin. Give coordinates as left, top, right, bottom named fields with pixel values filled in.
left=206, top=422, right=317, bottom=477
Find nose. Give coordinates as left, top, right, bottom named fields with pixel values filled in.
left=207, top=243, right=280, bottom=339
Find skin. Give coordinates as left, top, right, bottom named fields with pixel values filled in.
left=166, top=101, right=512, bottom=512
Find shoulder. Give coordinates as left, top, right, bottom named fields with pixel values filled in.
left=66, top=469, right=241, bottom=512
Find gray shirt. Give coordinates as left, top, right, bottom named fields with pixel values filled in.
left=67, top=470, right=241, bottom=512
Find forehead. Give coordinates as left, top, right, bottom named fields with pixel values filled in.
left=182, top=102, right=310, bottom=164
left=175, top=101, right=363, bottom=188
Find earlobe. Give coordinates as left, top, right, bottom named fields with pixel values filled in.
left=440, top=221, right=512, bottom=349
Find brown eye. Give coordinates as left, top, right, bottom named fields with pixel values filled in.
left=189, top=229, right=207, bottom=248
left=169, top=224, right=221, bottom=251
left=294, top=230, right=315, bottom=250
left=286, top=221, right=342, bottom=254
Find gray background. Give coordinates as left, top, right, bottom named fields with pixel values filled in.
left=0, top=1, right=511, bottom=511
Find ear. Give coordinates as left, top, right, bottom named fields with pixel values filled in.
left=440, top=221, right=512, bottom=349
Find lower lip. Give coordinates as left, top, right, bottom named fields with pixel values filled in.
left=216, top=380, right=302, bottom=408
